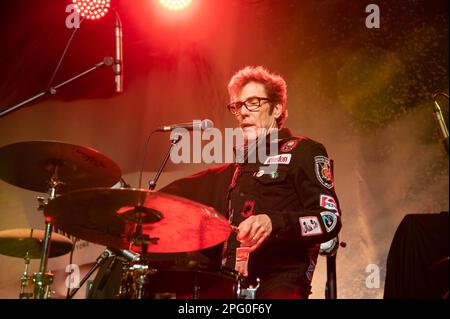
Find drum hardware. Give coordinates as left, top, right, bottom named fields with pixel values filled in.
left=67, top=248, right=115, bottom=299
left=236, top=277, right=260, bottom=299
left=0, top=227, right=73, bottom=299
left=0, top=141, right=122, bottom=299
left=116, top=261, right=247, bottom=299
left=19, top=252, right=33, bottom=299
left=118, top=262, right=157, bottom=299
left=33, top=165, right=61, bottom=299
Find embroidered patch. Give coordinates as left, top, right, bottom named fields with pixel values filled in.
left=320, top=194, right=338, bottom=214
left=280, top=139, right=298, bottom=153
left=240, top=200, right=255, bottom=218
left=299, top=216, right=323, bottom=236
left=320, top=211, right=338, bottom=233
left=263, top=154, right=292, bottom=165
left=314, top=156, right=334, bottom=189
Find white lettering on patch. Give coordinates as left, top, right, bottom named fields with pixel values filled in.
left=320, top=194, right=339, bottom=214
left=263, top=154, right=291, bottom=165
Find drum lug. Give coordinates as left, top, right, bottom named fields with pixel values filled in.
left=236, top=278, right=260, bottom=299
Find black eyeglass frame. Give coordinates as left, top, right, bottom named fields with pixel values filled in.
left=227, top=96, right=272, bottom=115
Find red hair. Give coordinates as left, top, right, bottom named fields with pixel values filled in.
left=228, top=66, right=288, bottom=128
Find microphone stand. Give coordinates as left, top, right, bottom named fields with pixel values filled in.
left=67, top=248, right=114, bottom=299
left=148, top=133, right=183, bottom=190
left=319, top=237, right=346, bottom=299
left=0, top=57, right=113, bottom=117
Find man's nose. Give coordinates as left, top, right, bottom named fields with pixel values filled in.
left=240, top=104, right=250, bottom=117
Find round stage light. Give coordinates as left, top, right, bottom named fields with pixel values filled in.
left=72, top=0, right=111, bottom=20
left=159, top=0, right=192, bottom=11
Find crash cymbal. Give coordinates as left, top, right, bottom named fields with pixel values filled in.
left=0, top=140, right=121, bottom=194
left=0, top=228, right=73, bottom=259
left=43, top=188, right=231, bottom=253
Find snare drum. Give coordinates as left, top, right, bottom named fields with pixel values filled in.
left=118, top=260, right=243, bottom=299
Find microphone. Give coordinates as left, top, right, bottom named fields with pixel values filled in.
left=155, top=119, right=214, bottom=132
left=432, top=92, right=449, bottom=154
left=96, top=56, right=114, bottom=68
left=114, top=15, right=123, bottom=93
left=106, top=248, right=140, bottom=262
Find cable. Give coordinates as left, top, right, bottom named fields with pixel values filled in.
left=45, top=16, right=87, bottom=95
left=65, top=238, right=78, bottom=299
left=138, top=130, right=157, bottom=189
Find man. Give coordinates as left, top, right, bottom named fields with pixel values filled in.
left=161, top=66, right=342, bottom=298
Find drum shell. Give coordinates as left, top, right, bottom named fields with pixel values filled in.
left=89, top=256, right=242, bottom=299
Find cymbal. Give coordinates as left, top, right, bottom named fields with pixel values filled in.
left=44, top=188, right=231, bottom=253
left=0, top=140, right=121, bottom=194
left=0, top=228, right=73, bottom=259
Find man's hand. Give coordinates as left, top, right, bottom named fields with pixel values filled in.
left=236, top=214, right=272, bottom=252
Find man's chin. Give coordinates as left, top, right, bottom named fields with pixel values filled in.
left=241, top=127, right=258, bottom=141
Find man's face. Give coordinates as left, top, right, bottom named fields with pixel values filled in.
left=232, top=81, right=281, bottom=141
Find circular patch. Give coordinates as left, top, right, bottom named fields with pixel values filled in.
left=256, top=170, right=265, bottom=177
left=280, top=139, right=298, bottom=153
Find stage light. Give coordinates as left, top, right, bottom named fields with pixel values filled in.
left=159, top=0, right=192, bottom=11
left=72, top=0, right=111, bottom=20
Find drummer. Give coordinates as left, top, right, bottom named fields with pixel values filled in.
left=161, top=66, right=342, bottom=299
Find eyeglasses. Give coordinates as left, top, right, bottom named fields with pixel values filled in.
left=227, top=96, right=272, bottom=115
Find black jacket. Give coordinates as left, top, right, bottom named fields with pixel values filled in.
left=161, top=128, right=342, bottom=282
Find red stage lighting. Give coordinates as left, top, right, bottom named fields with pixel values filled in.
left=159, top=0, right=192, bottom=11
left=72, top=0, right=111, bottom=20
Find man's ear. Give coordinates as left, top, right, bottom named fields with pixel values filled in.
left=273, top=103, right=283, bottom=119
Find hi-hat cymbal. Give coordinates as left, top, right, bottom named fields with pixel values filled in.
left=44, top=188, right=231, bottom=253
left=0, top=228, right=73, bottom=259
left=0, top=140, right=122, bottom=194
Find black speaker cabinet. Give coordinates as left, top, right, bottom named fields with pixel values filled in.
left=384, top=211, right=449, bottom=299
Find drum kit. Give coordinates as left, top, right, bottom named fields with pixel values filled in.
left=0, top=140, right=258, bottom=299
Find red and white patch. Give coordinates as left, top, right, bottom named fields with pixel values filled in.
left=263, top=154, right=291, bottom=165
left=299, top=216, right=323, bottom=236
left=280, top=139, right=298, bottom=153
left=320, top=195, right=339, bottom=214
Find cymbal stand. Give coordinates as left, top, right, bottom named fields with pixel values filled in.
left=19, top=251, right=33, bottom=299
left=119, top=213, right=159, bottom=299
left=33, top=166, right=63, bottom=299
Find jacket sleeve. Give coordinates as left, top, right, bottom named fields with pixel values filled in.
left=269, top=141, right=342, bottom=244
